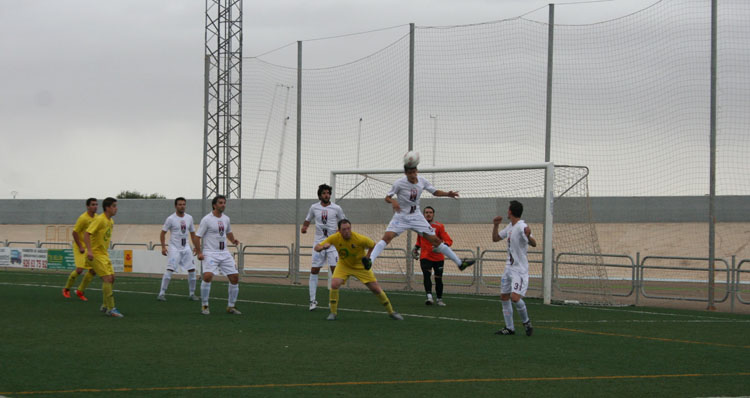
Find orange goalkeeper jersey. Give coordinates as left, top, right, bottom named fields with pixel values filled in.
left=416, top=221, right=453, bottom=262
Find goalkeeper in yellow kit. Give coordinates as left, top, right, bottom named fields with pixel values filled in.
left=314, top=219, right=403, bottom=321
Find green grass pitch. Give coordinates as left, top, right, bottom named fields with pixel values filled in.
left=0, top=269, right=748, bottom=397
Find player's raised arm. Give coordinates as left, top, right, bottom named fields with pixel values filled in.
left=433, top=189, right=459, bottom=199
left=314, top=236, right=332, bottom=252
left=492, top=216, right=504, bottom=242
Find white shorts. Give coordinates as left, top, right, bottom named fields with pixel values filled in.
left=500, top=268, right=529, bottom=297
left=312, top=246, right=338, bottom=268
left=202, top=251, right=238, bottom=276
left=167, top=248, right=196, bottom=272
left=385, top=213, right=435, bottom=237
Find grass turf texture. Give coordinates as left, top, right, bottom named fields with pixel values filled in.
left=0, top=270, right=748, bottom=397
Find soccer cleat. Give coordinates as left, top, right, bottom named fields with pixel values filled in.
left=361, top=257, right=372, bottom=270
left=326, top=312, right=337, bottom=321
left=157, top=294, right=167, bottom=302
left=494, top=327, right=515, bottom=335
left=425, top=297, right=434, bottom=305
left=100, top=304, right=108, bottom=313
left=188, top=294, right=200, bottom=301
left=389, top=312, right=404, bottom=321
left=309, top=300, right=318, bottom=311
left=62, top=288, right=71, bottom=298
left=458, top=258, right=476, bottom=271
left=226, top=307, right=242, bottom=315
left=523, top=321, right=534, bottom=337
left=106, top=308, right=124, bottom=318
left=75, top=290, right=88, bottom=301
left=201, top=305, right=210, bottom=315
left=436, top=299, right=446, bottom=307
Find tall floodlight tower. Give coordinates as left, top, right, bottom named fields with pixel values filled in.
left=203, top=0, right=243, bottom=202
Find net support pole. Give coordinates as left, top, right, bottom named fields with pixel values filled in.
left=545, top=3, right=554, bottom=163
left=543, top=162, right=555, bottom=304
left=707, top=0, right=717, bottom=310
left=406, top=22, right=416, bottom=288
left=202, top=54, right=210, bottom=218
left=294, top=40, right=302, bottom=286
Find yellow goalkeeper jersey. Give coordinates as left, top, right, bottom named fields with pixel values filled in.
left=86, top=213, right=114, bottom=256
left=320, top=231, right=375, bottom=269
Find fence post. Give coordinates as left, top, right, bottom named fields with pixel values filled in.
left=635, top=252, right=641, bottom=306
left=730, top=255, right=735, bottom=313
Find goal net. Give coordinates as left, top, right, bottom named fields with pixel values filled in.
left=330, top=163, right=614, bottom=306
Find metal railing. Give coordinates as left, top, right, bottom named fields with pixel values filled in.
left=241, top=244, right=292, bottom=278
left=640, top=255, right=731, bottom=303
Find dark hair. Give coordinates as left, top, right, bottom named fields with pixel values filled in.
left=317, top=184, right=332, bottom=199
left=174, top=197, right=186, bottom=206
left=85, top=198, right=97, bottom=206
left=423, top=206, right=435, bottom=214
left=404, top=165, right=417, bottom=173
left=211, top=195, right=226, bottom=209
left=337, top=219, right=351, bottom=230
left=103, top=197, right=117, bottom=210
left=509, top=200, right=523, bottom=218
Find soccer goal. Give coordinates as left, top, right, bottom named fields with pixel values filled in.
left=330, top=163, right=613, bottom=306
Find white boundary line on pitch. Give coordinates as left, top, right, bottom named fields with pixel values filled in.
left=1, top=281, right=748, bottom=324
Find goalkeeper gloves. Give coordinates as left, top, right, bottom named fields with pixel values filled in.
left=412, top=246, right=420, bottom=260
left=361, top=257, right=373, bottom=270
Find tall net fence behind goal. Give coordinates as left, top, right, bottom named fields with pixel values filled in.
left=331, top=164, right=614, bottom=306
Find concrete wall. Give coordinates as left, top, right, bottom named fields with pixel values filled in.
left=0, top=196, right=747, bottom=225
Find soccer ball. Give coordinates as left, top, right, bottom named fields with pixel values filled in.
left=403, top=151, right=420, bottom=168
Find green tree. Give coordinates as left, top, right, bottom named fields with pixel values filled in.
left=117, top=190, right=166, bottom=199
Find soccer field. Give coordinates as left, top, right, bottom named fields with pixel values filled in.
left=0, top=270, right=748, bottom=397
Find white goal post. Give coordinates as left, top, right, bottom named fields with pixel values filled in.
left=330, top=163, right=556, bottom=304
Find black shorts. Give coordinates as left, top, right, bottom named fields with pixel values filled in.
left=420, top=259, right=444, bottom=275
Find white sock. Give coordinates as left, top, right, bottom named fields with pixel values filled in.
left=502, top=300, right=514, bottom=330
left=201, top=281, right=211, bottom=306
left=514, top=299, right=530, bottom=324
left=427, top=293, right=433, bottom=301
left=370, top=240, right=387, bottom=262
left=435, top=243, right=461, bottom=266
left=188, top=271, right=197, bottom=296
left=309, top=273, right=319, bottom=302
left=159, top=270, right=172, bottom=295
left=228, top=283, right=239, bottom=307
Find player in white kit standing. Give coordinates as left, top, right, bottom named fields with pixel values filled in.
left=301, top=184, right=345, bottom=311
left=194, top=195, right=242, bottom=315
left=365, top=161, right=475, bottom=272
left=157, top=197, right=199, bottom=301
left=492, top=200, right=536, bottom=336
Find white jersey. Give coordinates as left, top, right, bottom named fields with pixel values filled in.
left=305, top=202, right=345, bottom=244
left=387, top=176, right=437, bottom=216
left=196, top=212, right=232, bottom=253
left=161, top=213, right=195, bottom=251
left=499, top=220, right=530, bottom=275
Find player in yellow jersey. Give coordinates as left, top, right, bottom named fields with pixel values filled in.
left=84, top=197, right=123, bottom=318
left=62, top=198, right=98, bottom=301
left=314, top=219, right=403, bottom=321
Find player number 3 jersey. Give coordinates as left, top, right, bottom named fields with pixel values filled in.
left=499, top=220, right=531, bottom=274
left=197, top=213, right=232, bottom=253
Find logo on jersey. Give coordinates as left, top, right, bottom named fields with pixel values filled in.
left=409, top=188, right=418, bottom=202
left=180, top=220, right=186, bottom=234
left=321, top=210, right=328, bottom=224
left=339, top=248, right=350, bottom=258
left=218, top=221, right=225, bottom=236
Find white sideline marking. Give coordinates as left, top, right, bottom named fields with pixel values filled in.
left=2, top=281, right=748, bottom=324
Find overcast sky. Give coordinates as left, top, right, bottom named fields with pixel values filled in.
left=0, top=0, right=666, bottom=199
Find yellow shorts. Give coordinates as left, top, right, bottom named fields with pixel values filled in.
left=332, top=264, right=377, bottom=285
left=73, top=249, right=93, bottom=270
left=90, top=254, right=114, bottom=276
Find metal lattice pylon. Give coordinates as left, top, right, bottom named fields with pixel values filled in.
left=203, top=0, right=243, bottom=200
